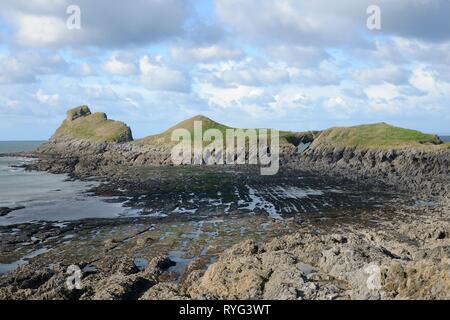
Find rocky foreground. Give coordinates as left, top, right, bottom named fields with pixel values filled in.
left=1, top=200, right=449, bottom=300
left=1, top=106, right=450, bottom=300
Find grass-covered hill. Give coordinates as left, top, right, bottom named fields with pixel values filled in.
left=135, top=115, right=230, bottom=145
left=49, top=106, right=446, bottom=151
left=134, top=115, right=315, bottom=146
left=52, top=106, right=133, bottom=143
left=311, top=122, right=443, bottom=149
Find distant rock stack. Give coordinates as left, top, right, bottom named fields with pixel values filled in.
left=32, top=105, right=134, bottom=161
left=51, top=105, right=133, bottom=143
left=66, top=105, right=92, bottom=121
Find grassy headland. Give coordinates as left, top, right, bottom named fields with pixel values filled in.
left=53, top=106, right=133, bottom=143
left=311, top=122, right=443, bottom=149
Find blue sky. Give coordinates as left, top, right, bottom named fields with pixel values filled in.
left=1, top=0, right=450, bottom=140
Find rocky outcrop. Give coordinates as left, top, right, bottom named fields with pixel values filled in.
left=0, top=208, right=12, bottom=217
left=0, top=206, right=25, bottom=217
left=279, top=123, right=450, bottom=197
left=0, top=255, right=176, bottom=300
left=284, top=145, right=450, bottom=197
left=142, top=206, right=450, bottom=300
left=66, top=105, right=91, bottom=121
left=46, top=106, right=133, bottom=144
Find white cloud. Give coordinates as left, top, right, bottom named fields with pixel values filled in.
left=0, top=52, right=66, bottom=84
left=34, top=89, right=59, bottom=105
left=215, top=0, right=360, bottom=46
left=216, top=0, right=450, bottom=46
left=409, top=67, right=437, bottom=94
left=324, top=96, right=355, bottom=117
left=6, top=100, right=20, bottom=109
left=1, top=0, right=189, bottom=48
left=197, top=83, right=264, bottom=109
left=198, top=59, right=292, bottom=87
left=365, top=83, right=401, bottom=101
left=0, top=56, right=35, bottom=84
left=13, top=13, right=68, bottom=46
left=351, top=65, right=408, bottom=85
left=104, top=55, right=136, bottom=76
left=139, top=55, right=190, bottom=92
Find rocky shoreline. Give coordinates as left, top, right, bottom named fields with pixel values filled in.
left=1, top=108, right=449, bottom=300
left=0, top=140, right=448, bottom=299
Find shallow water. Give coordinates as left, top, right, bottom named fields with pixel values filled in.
left=0, top=247, right=50, bottom=275
left=0, top=157, right=139, bottom=226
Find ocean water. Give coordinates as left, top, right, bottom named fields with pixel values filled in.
left=0, top=156, right=139, bottom=226
left=440, top=136, right=450, bottom=143
left=0, top=141, right=44, bottom=154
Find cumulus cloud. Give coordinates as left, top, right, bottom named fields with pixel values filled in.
left=34, top=89, right=59, bottom=105
left=351, top=65, right=409, bottom=85
left=0, top=56, right=36, bottom=84
left=197, top=82, right=264, bottom=110
left=104, top=54, right=137, bottom=76
left=0, top=51, right=66, bottom=84
left=216, top=0, right=450, bottom=45
left=139, top=55, right=190, bottom=92
left=365, top=83, right=401, bottom=101
left=0, top=0, right=190, bottom=48
left=203, top=59, right=291, bottom=87
left=215, top=0, right=360, bottom=46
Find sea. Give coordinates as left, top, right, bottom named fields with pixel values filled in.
left=0, top=141, right=138, bottom=226
left=0, top=141, right=45, bottom=154
left=440, top=136, right=450, bottom=143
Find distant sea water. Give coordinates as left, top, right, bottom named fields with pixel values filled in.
left=0, top=141, right=138, bottom=226
left=0, top=141, right=44, bottom=154
left=440, top=136, right=450, bottom=143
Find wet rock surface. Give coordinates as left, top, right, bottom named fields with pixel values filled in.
left=160, top=205, right=450, bottom=300
left=0, top=198, right=448, bottom=300
left=0, top=207, right=25, bottom=217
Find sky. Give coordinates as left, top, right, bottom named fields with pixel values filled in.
left=0, top=0, right=450, bottom=140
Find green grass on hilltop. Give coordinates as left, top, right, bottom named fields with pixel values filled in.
left=136, top=115, right=231, bottom=145
left=313, top=122, right=442, bottom=148
left=134, top=115, right=313, bottom=146
left=54, top=112, right=133, bottom=143
left=51, top=107, right=445, bottom=151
